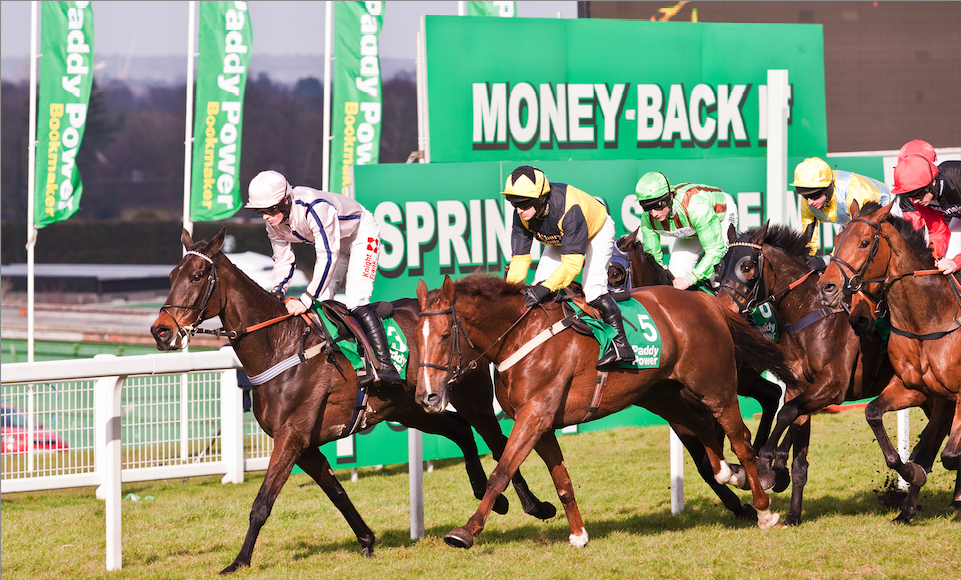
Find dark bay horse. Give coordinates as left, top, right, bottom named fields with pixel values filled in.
left=817, top=202, right=961, bottom=517
left=150, top=229, right=553, bottom=574
left=611, top=229, right=784, bottom=521
left=414, top=273, right=796, bottom=549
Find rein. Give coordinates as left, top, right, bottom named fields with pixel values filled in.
left=418, top=302, right=538, bottom=384
left=831, top=217, right=961, bottom=340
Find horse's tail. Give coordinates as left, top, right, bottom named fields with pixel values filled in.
left=716, top=301, right=797, bottom=386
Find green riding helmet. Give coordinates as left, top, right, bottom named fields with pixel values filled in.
left=635, top=171, right=674, bottom=212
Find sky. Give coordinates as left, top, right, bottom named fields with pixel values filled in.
left=0, top=1, right=578, bottom=61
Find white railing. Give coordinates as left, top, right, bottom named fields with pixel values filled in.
left=0, top=348, right=260, bottom=570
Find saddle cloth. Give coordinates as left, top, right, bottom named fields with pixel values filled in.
left=568, top=298, right=662, bottom=369
left=314, top=301, right=410, bottom=380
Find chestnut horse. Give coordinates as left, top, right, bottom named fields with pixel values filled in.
left=610, top=230, right=784, bottom=521
left=150, top=229, right=553, bottom=574
left=818, top=202, right=961, bottom=517
left=715, top=220, right=903, bottom=524
left=414, top=273, right=796, bottom=549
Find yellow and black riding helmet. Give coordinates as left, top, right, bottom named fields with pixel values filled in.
left=502, top=166, right=551, bottom=215
left=634, top=171, right=674, bottom=212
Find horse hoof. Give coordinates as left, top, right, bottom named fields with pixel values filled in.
left=772, top=469, right=791, bottom=493
left=528, top=501, right=557, bottom=520
left=444, top=527, right=475, bottom=549
left=492, top=494, right=509, bottom=515
left=733, top=504, right=758, bottom=523
left=903, top=462, right=927, bottom=488
left=946, top=500, right=961, bottom=514
left=569, top=527, right=589, bottom=548
left=219, top=561, right=246, bottom=575
left=756, top=509, right=780, bottom=529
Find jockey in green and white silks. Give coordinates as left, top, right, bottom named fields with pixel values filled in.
left=634, top=171, right=737, bottom=291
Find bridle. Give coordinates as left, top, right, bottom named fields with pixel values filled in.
left=160, top=250, right=226, bottom=345
left=830, top=217, right=961, bottom=340
left=160, top=249, right=295, bottom=345
left=720, top=241, right=820, bottom=318
left=418, top=301, right=536, bottom=386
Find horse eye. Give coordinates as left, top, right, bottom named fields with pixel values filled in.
left=190, top=271, right=204, bottom=283
left=859, top=240, right=870, bottom=248
left=440, top=331, right=451, bottom=342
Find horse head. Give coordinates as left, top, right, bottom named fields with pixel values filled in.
left=151, top=228, right=228, bottom=351
left=414, top=275, right=459, bottom=413
left=817, top=202, right=895, bottom=309
left=716, top=222, right=771, bottom=316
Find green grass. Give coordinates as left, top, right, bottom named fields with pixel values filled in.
left=2, top=410, right=958, bottom=579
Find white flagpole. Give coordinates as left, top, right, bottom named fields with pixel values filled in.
left=322, top=1, right=333, bottom=192
left=182, top=1, right=196, bottom=249
left=26, top=1, right=39, bottom=363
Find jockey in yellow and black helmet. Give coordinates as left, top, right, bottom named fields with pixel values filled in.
left=502, top=166, right=634, bottom=368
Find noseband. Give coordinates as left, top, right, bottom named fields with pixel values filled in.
left=160, top=250, right=225, bottom=345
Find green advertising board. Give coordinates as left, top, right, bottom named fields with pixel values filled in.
left=424, top=17, right=826, bottom=163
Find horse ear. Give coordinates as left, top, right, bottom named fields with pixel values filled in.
left=441, top=274, right=456, bottom=305
left=416, top=279, right=429, bottom=310
left=181, top=228, right=194, bottom=250
left=726, top=224, right=737, bottom=245
left=208, top=228, right=227, bottom=254
left=874, top=201, right=893, bottom=222
left=849, top=199, right=861, bottom=218
left=750, top=221, right=769, bottom=245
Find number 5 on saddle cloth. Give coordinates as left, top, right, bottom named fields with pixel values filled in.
left=566, top=298, right=662, bottom=369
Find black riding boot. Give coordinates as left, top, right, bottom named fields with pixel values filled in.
left=351, top=304, right=402, bottom=385
left=590, top=293, right=635, bottom=369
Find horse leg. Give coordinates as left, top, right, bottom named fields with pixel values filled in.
left=390, top=404, right=511, bottom=515
left=864, top=379, right=931, bottom=523
left=712, top=406, right=778, bottom=528
left=449, top=385, right=556, bottom=520
left=444, top=408, right=551, bottom=549
left=784, top=416, right=811, bottom=526
left=221, top=430, right=304, bottom=575
left=771, top=419, right=799, bottom=493
left=530, top=432, right=589, bottom=547
left=294, top=447, right=375, bottom=556
left=895, top=398, right=953, bottom=523
left=740, top=372, right=784, bottom=449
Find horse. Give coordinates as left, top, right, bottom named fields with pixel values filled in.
left=610, top=229, right=784, bottom=521
left=413, top=273, right=797, bottom=549
left=817, top=202, right=961, bottom=518
left=150, top=229, right=554, bottom=574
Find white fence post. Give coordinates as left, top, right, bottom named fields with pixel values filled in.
left=670, top=427, right=684, bottom=514
left=90, top=353, right=126, bottom=572
left=408, top=428, right=424, bottom=539
left=220, top=364, right=244, bottom=484
left=897, top=408, right=910, bottom=490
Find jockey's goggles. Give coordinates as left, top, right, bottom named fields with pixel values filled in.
left=902, top=184, right=933, bottom=200
left=638, top=193, right=672, bottom=212
left=254, top=203, right=284, bottom=215
left=796, top=186, right=830, bottom=200
left=506, top=195, right=539, bottom=210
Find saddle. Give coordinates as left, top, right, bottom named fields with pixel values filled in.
left=313, top=300, right=394, bottom=381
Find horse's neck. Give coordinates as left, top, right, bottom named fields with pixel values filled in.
left=766, top=249, right=818, bottom=312
left=218, top=262, right=289, bottom=334
left=885, top=231, right=956, bottom=322
left=463, top=300, right=528, bottom=361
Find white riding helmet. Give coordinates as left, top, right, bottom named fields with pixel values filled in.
left=246, top=170, right=290, bottom=209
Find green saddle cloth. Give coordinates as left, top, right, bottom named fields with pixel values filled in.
left=315, top=308, right=409, bottom=380
left=569, top=298, right=662, bottom=369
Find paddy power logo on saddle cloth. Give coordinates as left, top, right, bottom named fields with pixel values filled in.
left=570, top=299, right=662, bottom=369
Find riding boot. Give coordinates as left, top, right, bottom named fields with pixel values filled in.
left=590, top=293, right=635, bottom=369
left=351, top=304, right=403, bottom=385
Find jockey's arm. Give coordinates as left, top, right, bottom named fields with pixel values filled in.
left=505, top=214, right=535, bottom=285
left=688, top=202, right=725, bottom=286
left=639, top=215, right=666, bottom=267
left=800, top=203, right=820, bottom=256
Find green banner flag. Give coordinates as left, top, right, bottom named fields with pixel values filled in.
left=190, top=1, right=252, bottom=222
left=466, top=1, right=515, bottom=17
left=331, top=1, right=383, bottom=196
left=34, top=1, right=94, bottom=229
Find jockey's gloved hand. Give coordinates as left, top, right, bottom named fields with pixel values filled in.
left=270, top=287, right=286, bottom=302
left=807, top=255, right=830, bottom=272
left=522, top=284, right=553, bottom=307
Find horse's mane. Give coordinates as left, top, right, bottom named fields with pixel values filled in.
left=634, top=242, right=674, bottom=286
left=857, top=202, right=935, bottom=267
left=739, top=224, right=809, bottom=259
left=429, top=272, right=526, bottom=304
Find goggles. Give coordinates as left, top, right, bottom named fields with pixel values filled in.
left=796, top=186, right=830, bottom=201
left=902, top=185, right=932, bottom=200
left=254, top=203, right=284, bottom=216
left=506, top=195, right=539, bottom=210
left=639, top=193, right=672, bottom=212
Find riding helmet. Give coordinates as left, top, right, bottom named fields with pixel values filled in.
left=246, top=170, right=291, bottom=209
left=892, top=155, right=938, bottom=195
left=634, top=172, right=673, bottom=212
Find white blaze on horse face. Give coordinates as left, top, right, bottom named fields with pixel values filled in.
left=420, top=320, right=435, bottom=399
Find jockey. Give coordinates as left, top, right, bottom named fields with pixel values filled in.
left=501, top=165, right=635, bottom=368
left=791, top=157, right=890, bottom=268
left=245, top=170, right=401, bottom=385
left=891, top=143, right=961, bottom=275
left=634, top=171, right=737, bottom=291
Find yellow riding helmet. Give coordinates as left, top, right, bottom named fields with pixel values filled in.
left=790, top=157, right=834, bottom=189
left=501, top=166, right=550, bottom=199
